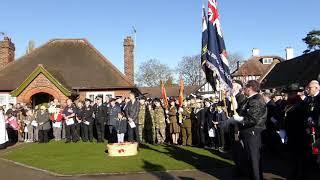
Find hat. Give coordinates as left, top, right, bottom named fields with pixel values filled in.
left=273, top=90, right=282, bottom=96
left=282, top=83, right=304, bottom=93
left=85, top=98, right=92, bottom=102
left=109, top=98, right=116, bottom=102
left=40, top=105, right=46, bottom=110
left=95, top=95, right=103, bottom=100
left=5, top=109, right=13, bottom=115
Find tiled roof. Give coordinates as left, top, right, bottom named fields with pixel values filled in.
left=0, top=39, right=135, bottom=91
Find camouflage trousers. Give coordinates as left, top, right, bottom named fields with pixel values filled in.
left=156, top=127, right=166, bottom=144
left=138, top=124, right=145, bottom=143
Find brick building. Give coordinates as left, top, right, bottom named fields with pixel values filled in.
left=0, top=36, right=139, bottom=107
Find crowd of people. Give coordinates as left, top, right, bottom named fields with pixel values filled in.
left=0, top=80, right=320, bottom=180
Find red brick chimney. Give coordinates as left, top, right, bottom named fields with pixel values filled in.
left=123, top=36, right=134, bottom=84
left=0, top=37, right=15, bottom=70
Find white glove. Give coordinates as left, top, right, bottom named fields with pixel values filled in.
left=233, top=114, right=244, bottom=122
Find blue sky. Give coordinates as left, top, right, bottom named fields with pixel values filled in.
left=0, top=0, right=319, bottom=73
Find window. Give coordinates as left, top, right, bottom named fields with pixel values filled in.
left=86, top=91, right=115, bottom=102
left=89, top=94, right=94, bottom=102
left=0, top=94, right=16, bottom=106
left=0, top=95, right=6, bottom=105
left=262, top=58, right=273, bottom=64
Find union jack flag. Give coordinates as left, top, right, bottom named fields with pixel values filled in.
left=202, top=0, right=232, bottom=90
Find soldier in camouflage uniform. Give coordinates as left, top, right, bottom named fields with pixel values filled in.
left=181, top=100, right=192, bottom=146
left=152, top=98, right=166, bottom=144
left=138, top=97, right=147, bottom=143
left=145, top=101, right=155, bottom=144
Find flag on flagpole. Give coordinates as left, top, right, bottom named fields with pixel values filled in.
left=203, top=0, right=232, bottom=90
left=178, top=77, right=184, bottom=107
left=201, top=4, right=217, bottom=91
left=161, top=80, right=169, bottom=109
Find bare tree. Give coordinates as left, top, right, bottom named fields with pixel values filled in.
left=177, top=55, right=203, bottom=85
left=228, top=52, right=244, bottom=73
left=136, top=58, right=174, bottom=87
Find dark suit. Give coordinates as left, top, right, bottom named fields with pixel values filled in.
left=107, top=104, right=121, bottom=142
left=82, top=105, right=94, bottom=142
left=93, top=103, right=108, bottom=142
left=125, top=100, right=140, bottom=142
left=285, top=99, right=308, bottom=180
left=238, top=93, right=267, bottom=180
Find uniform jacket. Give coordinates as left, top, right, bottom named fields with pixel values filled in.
left=83, top=105, right=94, bottom=124
left=138, top=104, right=146, bottom=125
left=182, top=107, right=192, bottom=128
left=93, top=103, right=108, bottom=122
left=153, top=106, right=166, bottom=129
left=167, top=106, right=178, bottom=124
left=108, top=104, right=121, bottom=126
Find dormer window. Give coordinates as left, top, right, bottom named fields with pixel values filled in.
left=262, top=58, right=273, bottom=64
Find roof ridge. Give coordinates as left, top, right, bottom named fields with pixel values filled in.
left=81, top=39, right=135, bottom=87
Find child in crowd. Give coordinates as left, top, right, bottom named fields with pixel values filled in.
left=115, top=112, right=127, bottom=143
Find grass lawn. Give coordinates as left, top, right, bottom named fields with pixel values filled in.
left=1, top=142, right=234, bottom=175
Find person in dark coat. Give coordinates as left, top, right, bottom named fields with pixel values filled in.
left=82, top=99, right=94, bottom=142
left=232, top=80, right=267, bottom=180
left=75, top=102, right=84, bottom=140
left=107, top=98, right=121, bottom=143
left=305, top=80, right=320, bottom=166
left=262, top=92, right=282, bottom=152
left=283, top=83, right=309, bottom=180
left=93, top=96, right=108, bottom=143
left=115, top=112, right=127, bottom=143
left=124, top=92, right=140, bottom=142
left=37, top=106, right=51, bottom=143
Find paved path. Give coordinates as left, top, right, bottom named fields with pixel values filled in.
left=0, top=157, right=287, bottom=180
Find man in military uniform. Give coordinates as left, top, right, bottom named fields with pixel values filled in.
left=145, top=99, right=155, bottom=144
left=93, top=96, right=108, bottom=143
left=181, top=100, right=192, bottom=146
left=107, top=98, right=121, bottom=143
left=138, top=97, right=147, bottom=143
left=82, top=99, right=94, bottom=142
left=152, top=98, right=166, bottom=144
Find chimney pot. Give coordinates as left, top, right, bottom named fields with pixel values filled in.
left=285, top=47, right=294, bottom=60
left=252, top=48, right=260, bottom=57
